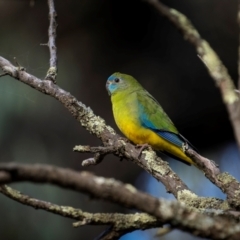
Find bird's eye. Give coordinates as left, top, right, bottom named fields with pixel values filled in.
left=114, top=78, right=120, bottom=83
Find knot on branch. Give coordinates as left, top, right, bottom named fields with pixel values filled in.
left=45, top=66, right=57, bottom=83
left=74, top=140, right=126, bottom=167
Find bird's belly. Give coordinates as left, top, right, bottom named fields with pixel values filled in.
left=113, top=107, right=194, bottom=164
left=115, top=115, right=166, bottom=150
left=113, top=103, right=175, bottom=150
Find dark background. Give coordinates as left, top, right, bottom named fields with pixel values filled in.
left=0, top=0, right=239, bottom=239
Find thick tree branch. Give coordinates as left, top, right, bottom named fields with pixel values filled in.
left=0, top=163, right=240, bottom=240
left=0, top=185, right=159, bottom=240
left=0, top=162, right=224, bottom=210
left=45, top=0, right=58, bottom=82
left=146, top=0, right=240, bottom=150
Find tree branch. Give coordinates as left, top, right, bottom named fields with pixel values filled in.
left=0, top=163, right=240, bottom=240
left=145, top=0, right=240, bottom=150
left=0, top=162, right=223, bottom=209
left=0, top=185, right=160, bottom=240
left=45, top=0, right=58, bottom=82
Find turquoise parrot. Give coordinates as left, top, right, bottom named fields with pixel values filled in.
left=106, top=72, right=196, bottom=165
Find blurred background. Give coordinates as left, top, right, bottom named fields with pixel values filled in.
left=0, top=0, right=239, bottom=239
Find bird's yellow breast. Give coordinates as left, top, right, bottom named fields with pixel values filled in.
left=111, top=93, right=165, bottom=149
left=111, top=92, right=194, bottom=165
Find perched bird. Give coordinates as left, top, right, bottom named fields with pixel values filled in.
left=106, top=72, right=196, bottom=165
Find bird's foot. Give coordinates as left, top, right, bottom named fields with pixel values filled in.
left=135, top=143, right=151, bottom=158
left=182, top=142, right=189, bottom=152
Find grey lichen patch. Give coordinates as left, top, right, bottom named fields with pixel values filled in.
left=144, top=150, right=168, bottom=175
left=62, top=206, right=82, bottom=217
left=49, top=205, right=61, bottom=211
left=94, top=176, right=118, bottom=187
left=105, top=125, right=116, bottom=135
left=46, top=66, right=57, bottom=76
left=76, top=99, right=116, bottom=138
left=224, top=88, right=239, bottom=104
left=5, top=185, right=21, bottom=198
left=178, top=190, right=198, bottom=203
left=131, top=213, right=156, bottom=224
left=217, top=172, right=238, bottom=185
left=85, top=112, right=106, bottom=135
left=178, top=189, right=229, bottom=210
left=118, top=139, right=126, bottom=146
left=198, top=41, right=220, bottom=72
left=158, top=200, right=174, bottom=219
left=169, top=9, right=200, bottom=38
left=73, top=145, right=90, bottom=152
left=125, top=184, right=137, bottom=193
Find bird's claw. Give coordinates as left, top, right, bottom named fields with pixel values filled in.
left=135, top=143, right=151, bottom=158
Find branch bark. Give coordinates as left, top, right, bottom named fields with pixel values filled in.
left=0, top=185, right=160, bottom=240
left=0, top=163, right=240, bottom=240
left=0, top=162, right=224, bottom=210
left=45, top=0, right=58, bottom=82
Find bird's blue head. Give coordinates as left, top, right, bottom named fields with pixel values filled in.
left=106, top=72, right=139, bottom=96
left=106, top=72, right=123, bottom=96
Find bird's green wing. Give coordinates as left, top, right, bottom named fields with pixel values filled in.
left=136, top=90, right=195, bottom=149
left=137, top=90, right=178, bottom=133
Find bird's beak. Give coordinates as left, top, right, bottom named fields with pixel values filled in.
left=106, top=80, right=111, bottom=96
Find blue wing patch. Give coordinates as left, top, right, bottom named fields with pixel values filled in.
left=153, top=130, right=183, bottom=148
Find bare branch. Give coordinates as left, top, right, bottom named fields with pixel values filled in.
left=0, top=162, right=227, bottom=210
left=45, top=0, right=58, bottom=82
left=74, top=145, right=122, bottom=166
left=0, top=185, right=160, bottom=239
left=0, top=163, right=240, bottom=239
left=146, top=0, right=240, bottom=150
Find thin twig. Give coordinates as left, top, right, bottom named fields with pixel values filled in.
left=45, top=0, right=58, bottom=82
left=73, top=145, right=123, bottom=166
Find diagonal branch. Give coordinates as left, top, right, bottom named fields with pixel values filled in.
left=0, top=56, right=192, bottom=200
left=187, top=149, right=240, bottom=208
left=1, top=57, right=240, bottom=209
left=145, top=0, right=240, bottom=150
left=45, top=0, right=58, bottom=82
left=0, top=163, right=240, bottom=240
